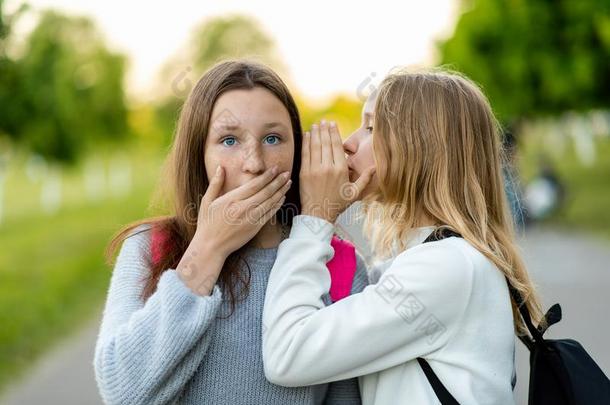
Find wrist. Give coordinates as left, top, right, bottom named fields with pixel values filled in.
left=193, top=230, right=231, bottom=259
left=177, top=233, right=228, bottom=296
left=301, top=207, right=338, bottom=224
left=291, top=215, right=335, bottom=244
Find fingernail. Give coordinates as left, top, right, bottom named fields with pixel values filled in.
left=282, top=171, right=290, bottom=179
left=330, top=121, right=336, bottom=127
left=271, top=166, right=278, bottom=175
left=321, top=119, right=326, bottom=126
left=216, top=166, right=221, bottom=175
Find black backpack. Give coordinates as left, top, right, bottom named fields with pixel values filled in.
left=417, top=229, right=610, bottom=405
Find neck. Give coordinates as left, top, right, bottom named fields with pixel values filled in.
left=250, top=221, right=284, bottom=249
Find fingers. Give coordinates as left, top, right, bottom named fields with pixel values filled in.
left=202, top=166, right=225, bottom=205
left=329, top=121, right=347, bottom=166
left=225, top=165, right=278, bottom=201
left=310, top=120, right=343, bottom=167
left=311, top=124, right=322, bottom=166
left=243, top=170, right=291, bottom=207
left=257, top=195, right=286, bottom=226
left=352, top=166, right=376, bottom=200
left=301, top=130, right=310, bottom=172
left=250, top=178, right=290, bottom=223
left=320, top=120, right=333, bottom=165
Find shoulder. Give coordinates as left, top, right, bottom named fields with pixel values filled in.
left=105, top=224, right=155, bottom=302
left=390, top=237, right=475, bottom=293
left=397, top=236, right=472, bottom=268
left=124, top=223, right=153, bottom=248
left=115, top=223, right=154, bottom=269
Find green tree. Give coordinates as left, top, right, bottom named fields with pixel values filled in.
left=191, top=14, right=281, bottom=73
left=154, top=15, right=283, bottom=146
left=0, top=0, right=28, bottom=141
left=438, top=0, right=610, bottom=121
left=3, top=10, right=128, bottom=163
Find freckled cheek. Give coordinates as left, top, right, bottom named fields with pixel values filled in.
left=204, top=149, right=243, bottom=193
left=264, top=146, right=294, bottom=176
left=221, top=155, right=247, bottom=192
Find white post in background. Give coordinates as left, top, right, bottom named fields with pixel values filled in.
left=0, top=139, right=12, bottom=226
left=568, top=113, right=596, bottom=167
left=108, top=153, right=132, bottom=199
left=41, top=164, right=62, bottom=214
left=84, top=157, right=105, bottom=202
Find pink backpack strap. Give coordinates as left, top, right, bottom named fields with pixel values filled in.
left=151, top=229, right=357, bottom=303
left=150, top=227, right=171, bottom=267
left=327, top=235, right=358, bottom=302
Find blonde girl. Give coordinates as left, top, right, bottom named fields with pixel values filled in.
left=262, top=68, right=543, bottom=404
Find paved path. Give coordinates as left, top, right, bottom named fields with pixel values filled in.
left=513, top=226, right=610, bottom=403
left=0, top=316, right=103, bottom=405
left=1, top=226, right=608, bottom=404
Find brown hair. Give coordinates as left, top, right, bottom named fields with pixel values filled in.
left=105, top=60, right=302, bottom=315
left=362, top=67, right=544, bottom=335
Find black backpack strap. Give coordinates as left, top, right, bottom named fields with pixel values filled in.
left=417, top=358, right=460, bottom=405
left=419, top=227, right=551, bottom=403
left=417, top=228, right=461, bottom=405
left=424, top=229, right=542, bottom=343
left=422, top=228, right=462, bottom=244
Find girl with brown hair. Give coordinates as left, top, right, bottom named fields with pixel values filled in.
left=94, top=59, right=368, bottom=404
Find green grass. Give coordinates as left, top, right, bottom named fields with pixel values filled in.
left=0, top=144, right=164, bottom=393
left=0, top=187, right=155, bottom=391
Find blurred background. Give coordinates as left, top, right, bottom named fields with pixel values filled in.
left=0, top=0, right=608, bottom=403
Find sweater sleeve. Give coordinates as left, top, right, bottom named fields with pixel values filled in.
left=93, top=226, right=223, bottom=405
left=262, top=215, right=473, bottom=387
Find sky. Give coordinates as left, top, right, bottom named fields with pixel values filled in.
left=8, top=0, right=460, bottom=103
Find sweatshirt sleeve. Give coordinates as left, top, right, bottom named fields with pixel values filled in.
left=262, top=215, right=474, bottom=387
left=93, top=226, right=223, bottom=405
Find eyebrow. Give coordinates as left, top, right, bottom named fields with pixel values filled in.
left=262, top=122, right=288, bottom=131
left=214, top=124, right=240, bottom=131
left=213, top=122, right=287, bottom=131
left=362, top=112, right=373, bottom=125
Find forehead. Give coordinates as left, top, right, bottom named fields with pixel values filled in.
left=362, top=92, right=377, bottom=117
left=211, top=87, right=291, bottom=129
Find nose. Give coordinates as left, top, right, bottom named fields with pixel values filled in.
left=241, top=142, right=266, bottom=175
left=343, top=132, right=358, bottom=157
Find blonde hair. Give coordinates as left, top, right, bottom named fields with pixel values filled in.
left=362, top=67, right=543, bottom=335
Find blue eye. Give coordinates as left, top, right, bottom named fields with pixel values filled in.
left=263, top=135, right=281, bottom=145
left=222, top=136, right=237, bottom=147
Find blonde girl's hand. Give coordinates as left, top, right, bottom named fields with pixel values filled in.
left=300, top=120, right=375, bottom=224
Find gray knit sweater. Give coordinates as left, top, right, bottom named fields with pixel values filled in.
left=93, top=224, right=369, bottom=404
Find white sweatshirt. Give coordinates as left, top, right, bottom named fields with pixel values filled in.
left=262, top=215, right=516, bottom=405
